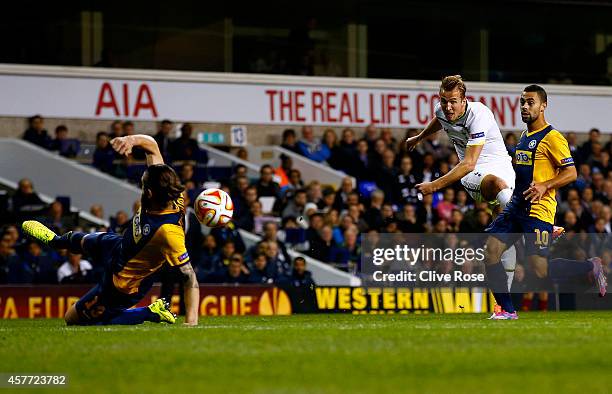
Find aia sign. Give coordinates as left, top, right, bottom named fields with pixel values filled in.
left=95, top=82, right=158, bottom=118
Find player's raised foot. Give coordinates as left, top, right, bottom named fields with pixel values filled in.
left=552, top=226, right=565, bottom=244
left=588, top=257, right=607, bottom=297
left=489, top=310, right=519, bottom=320
left=21, top=220, right=58, bottom=246
left=148, top=298, right=176, bottom=324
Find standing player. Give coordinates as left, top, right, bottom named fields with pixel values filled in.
left=484, top=85, right=607, bottom=320
left=406, top=75, right=518, bottom=289
left=22, top=134, right=200, bottom=326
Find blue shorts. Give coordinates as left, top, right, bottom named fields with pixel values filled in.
left=75, top=233, right=140, bottom=324
left=486, top=209, right=554, bottom=257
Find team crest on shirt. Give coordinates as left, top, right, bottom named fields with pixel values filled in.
left=528, top=140, right=537, bottom=149
left=143, top=224, right=151, bottom=236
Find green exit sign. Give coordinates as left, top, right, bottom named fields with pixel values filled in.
left=198, top=132, right=225, bottom=144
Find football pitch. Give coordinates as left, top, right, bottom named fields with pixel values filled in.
left=1, top=312, right=611, bottom=394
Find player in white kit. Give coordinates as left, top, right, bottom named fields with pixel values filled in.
left=405, top=75, right=517, bottom=290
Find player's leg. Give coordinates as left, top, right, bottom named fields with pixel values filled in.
left=103, top=299, right=176, bottom=325
left=479, top=173, right=517, bottom=291
left=22, top=220, right=95, bottom=255
left=484, top=235, right=518, bottom=318
left=523, top=216, right=606, bottom=297
left=548, top=257, right=607, bottom=297
left=462, top=169, right=518, bottom=292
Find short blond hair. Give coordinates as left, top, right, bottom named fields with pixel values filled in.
left=440, top=75, right=466, bottom=98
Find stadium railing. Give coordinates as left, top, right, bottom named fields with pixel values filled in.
left=0, top=138, right=140, bottom=217
left=0, top=174, right=109, bottom=228
left=198, top=143, right=261, bottom=179
left=246, top=146, right=355, bottom=188
left=238, top=228, right=361, bottom=286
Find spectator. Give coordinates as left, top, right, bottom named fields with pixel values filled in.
left=8, top=240, right=56, bottom=284
left=565, top=132, right=579, bottom=158
left=90, top=204, right=104, bottom=220
left=248, top=252, right=276, bottom=284
left=236, top=148, right=248, bottom=161
left=578, top=128, right=600, bottom=164
left=206, top=257, right=249, bottom=284
left=196, top=234, right=219, bottom=274
left=377, top=149, right=398, bottom=204
left=398, top=204, right=425, bottom=233
left=235, top=186, right=258, bottom=229
left=179, top=164, right=195, bottom=185
left=44, top=200, right=69, bottom=233
left=282, top=256, right=315, bottom=288
left=296, top=126, right=330, bottom=163
left=111, top=210, right=130, bottom=234
left=308, top=224, right=335, bottom=263
left=264, top=240, right=292, bottom=277
left=306, top=181, right=323, bottom=205
left=49, top=125, right=78, bottom=158
left=108, top=120, right=123, bottom=139
left=322, top=128, right=342, bottom=169
left=211, top=240, right=236, bottom=272
left=57, top=252, right=93, bottom=283
left=275, top=154, right=293, bottom=188
left=210, top=222, right=246, bottom=253
left=352, top=139, right=373, bottom=180
left=255, top=164, right=280, bottom=198
left=280, top=128, right=301, bottom=154
left=380, top=128, right=397, bottom=151
left=260, top=222, right=291, bottom=264
left=332, top=128, right=356, bottom=170
left=333, top=177, right=356, bottom=212
left=282, top=189, right=308, bottom=219
left=363, top=190, right=385, bottom=231
left=250, top=201, right=279, bottom=235
left=171, top=123, right=202, bottom=162
left=436, top=188, right=457, bottom=223
left=504, top=132, right=518, bottom=157
left=0, top=230, right=19, bottom=284
left=93, top=132, right=116, bottom=174
left=396, top=156, right=421, bottom=206
left=23, top=115, right=50, bottom=149
left=363, top=124, right=379, bottom=150
left=330, top=228, right=361, bottom=272
left=11, top=179, right=46, bottom=220
left=154, top=119, right=174, bottom=161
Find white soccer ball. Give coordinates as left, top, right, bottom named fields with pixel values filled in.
left=194, top=188, right=234, bottom=228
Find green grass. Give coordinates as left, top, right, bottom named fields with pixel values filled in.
left=1, top=312, right=611, bottom=394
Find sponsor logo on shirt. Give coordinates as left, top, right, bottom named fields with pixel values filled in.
left=470, top=132, right=485, bottom=139
left=561, top=157, right=574, bottom=164
left=515, top=150, right=533, bottom=166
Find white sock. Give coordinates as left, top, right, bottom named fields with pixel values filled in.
left=501, top=246, right=517, bottom=292
left=496, top=188, right=513, bottom=210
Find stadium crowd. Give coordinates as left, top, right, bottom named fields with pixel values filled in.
left=2, top=116, right=611, bottom=304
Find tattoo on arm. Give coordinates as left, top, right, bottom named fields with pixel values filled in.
left=179, top=263, right=199, bottom=289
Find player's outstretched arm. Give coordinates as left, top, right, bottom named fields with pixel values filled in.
left=405, top=117, right=442, bottom=151
left=178, top=262, right=200, bottom=326
left=416, top=143, right=483, bottom=195
left=110, top=134, right=164, bottom=166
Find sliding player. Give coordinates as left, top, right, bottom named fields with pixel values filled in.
left=22, top=134, right=200, bottom=326
left=484, top=85, right=606, bottom=320
left=406, top=75, right=518, bottom=289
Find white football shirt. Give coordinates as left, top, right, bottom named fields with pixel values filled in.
left=435, top=101, right=511, bottom=166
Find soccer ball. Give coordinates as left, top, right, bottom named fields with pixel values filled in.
left=194, top=188, right=234, bottom=228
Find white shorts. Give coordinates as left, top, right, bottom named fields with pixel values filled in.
left=460, top=162, right=515, bottom=203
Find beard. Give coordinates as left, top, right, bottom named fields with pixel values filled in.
left=522, top=113, right=535, bottom=124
